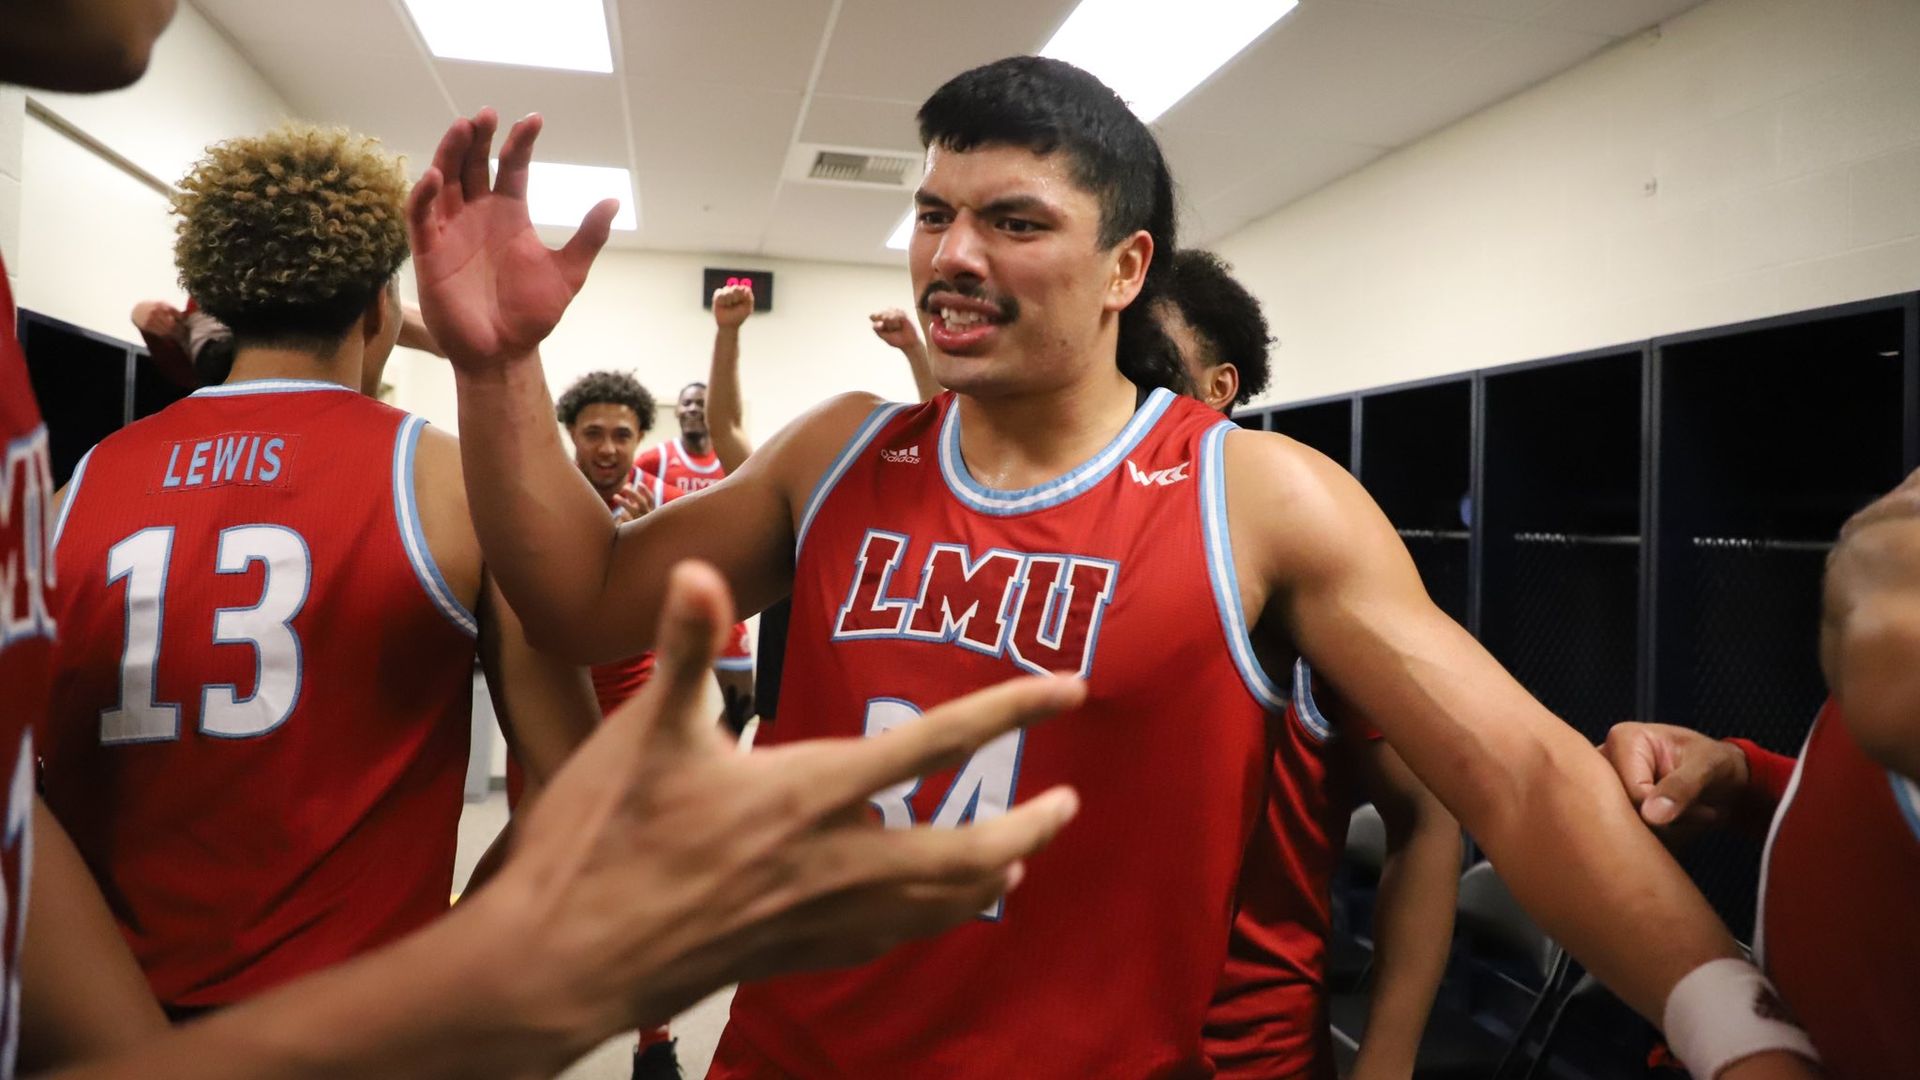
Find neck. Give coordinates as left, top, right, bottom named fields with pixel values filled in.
left=225, top=342, right=362, bottom=392
left=952, top=363, right=1141, bottom=491
left=680, top=431, right=711, bottom=457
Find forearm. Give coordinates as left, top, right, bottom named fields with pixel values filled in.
left=708, top=325, right=753, bottom=472
left=19, top=802, right=166, bottom=1072
left=399, top=303, right=444, bottom=356
left=454, top=357, right=622, bottom=661
left=1352, top=815, right=1458, bottom=1077
left=48, top=893, right=594, bottom=1080
left=902, top=341, right=941, bottom=403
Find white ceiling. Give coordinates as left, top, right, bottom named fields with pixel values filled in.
left=192, top=0, right=1704, bottom=266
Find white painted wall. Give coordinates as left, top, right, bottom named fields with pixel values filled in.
left=7, top=2, right=291, bottom=340
left=384, top=249, right=924, bottom=449
left=1217, top=0, right=1920, bottom=405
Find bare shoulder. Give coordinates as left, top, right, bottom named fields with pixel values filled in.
left=741, top=390, right=893, bottom=494
left=1219, top=427, right=1412, bottom=594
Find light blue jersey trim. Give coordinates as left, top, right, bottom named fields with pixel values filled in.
left=1891, top=770, right=1920, bottom=844
left=712, top=656, right=755, bottom=672
left=1292, top=658, right=1333, bottom=743
left=938, top=388, right=1176, bottom=516
left=795, top=402, right=912, bottom=558
left=191, top=378, right=356, bottom=398
left=51, top=446, right=94, bottom=554
left=392, top=415, right=478, bottom=637
left=1199, top=420, right=1288, bottom=712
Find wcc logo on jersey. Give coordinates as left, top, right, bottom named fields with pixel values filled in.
left=832, top=530, right=1119, bottom=678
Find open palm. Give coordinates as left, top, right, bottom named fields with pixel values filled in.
left=407, top=109, right=618, bottom=370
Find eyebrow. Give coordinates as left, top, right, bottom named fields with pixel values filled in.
left=913, top=190, right=1059, bottom=218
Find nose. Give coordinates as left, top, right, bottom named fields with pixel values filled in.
left=930, top=215, right=988, bottom=287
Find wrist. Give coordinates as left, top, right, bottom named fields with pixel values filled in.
left=445, top=886, right=614, bottom=1072
left=1663, top=958, right=1818, bottom=1079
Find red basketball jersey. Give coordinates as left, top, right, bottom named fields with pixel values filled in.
left=633, top=445, right=752, bottom=671
left=1205, top=670, right=1370, bottom=1080
left=1758, top=698, right=1920, bottom=1078
left=711, top=390, right=1282, bottom=1079
left=0, top=262, right=52, bottom=1076
left=43, top=379, right=478, bottom=1008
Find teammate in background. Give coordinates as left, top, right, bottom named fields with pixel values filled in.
left=133, top=296, right=443, bottom=390
left=45, top=122, right=604, bottom=1019
left=869, top=308, right=943, bottom=402
left=1149, top=248, right=1461, bottom=1079
left=418, top=57, right=1814, bottom=1078
left=1602, top=470, right=1920, bottom=1077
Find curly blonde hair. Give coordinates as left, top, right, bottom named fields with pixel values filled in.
left=172, top=122, right=409, bottom=343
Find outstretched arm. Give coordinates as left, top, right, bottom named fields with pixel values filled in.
left=410, top=109, right=838, bottom=663
left=47, top=565, right=1085, bottom=1079
left=1230, top=432, right=1813, bottom=1076
left=707, top=284, right=755, bottom=473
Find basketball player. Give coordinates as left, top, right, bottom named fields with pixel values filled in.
left=637, top=354, right=754, bottom=722
left=867, top=249, right=1462, bottom=1077
left=44, top=122, right=610, bottom=1019
left=2, top=8, right=1085, bottom=1073
left=1600, top=470, right=1920, bottom=1077
left=418, top=57, right=1814, bottom=1078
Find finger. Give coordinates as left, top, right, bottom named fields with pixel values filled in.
left=635, top=485, right=656, bottom=512
left=630, top=561, right=734, bottom=745
left=406, top=166, right=445, bottom=250
left=427, top=117, right=474, bottom=217
left=1643, top=752, right=1719, bottom=826
left=1600, top=724, right=1660, bottom=803
left=789, top=676, right=1085, bottom=812
left=461, top=108, right=499, bottom=201
left=494, top=113, right=542, bottom=200
left=558, top=198, right=620, bottom=292
left=807, top=786, right=1078, bottom=897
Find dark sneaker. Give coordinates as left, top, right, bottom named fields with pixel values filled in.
left=632, top=1038, right=684, bottom=1080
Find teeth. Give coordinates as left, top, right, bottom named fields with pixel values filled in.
left=941, top=307, right=985, bottom=328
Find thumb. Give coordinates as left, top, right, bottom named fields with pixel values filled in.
left=1642, top=753, right=1718, bottom=826
left=558, top=198, right=620, bottom=291
left=626, top=561, right=733, bottom=748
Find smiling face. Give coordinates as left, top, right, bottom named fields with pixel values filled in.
left=908, top=142, right=1151, bottom=400
left=675, top=383, right=708, bottom=438
left=567, top=402, right=642, bottom=496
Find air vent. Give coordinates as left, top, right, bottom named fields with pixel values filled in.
left=808, top=150, right=916, bottom=185
left=784, top=143, right=922, bottom=189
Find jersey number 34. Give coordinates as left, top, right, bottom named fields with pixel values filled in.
left=864, top=697, right=1026, bottom=920
left=99, top=524, right=309, bottom=745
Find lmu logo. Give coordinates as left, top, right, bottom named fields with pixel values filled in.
left=675, top=475, right=722, bottom=492
left=1126, top=459, right=1190, bottom=487
left=1, top=426, right=57, bottom=647
left=832, top=530, right=1119, bottom=679
left=880, top=445, right=920, bottom=465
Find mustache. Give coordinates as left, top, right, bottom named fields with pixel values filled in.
left=919, top=281, right=1019, bottom=325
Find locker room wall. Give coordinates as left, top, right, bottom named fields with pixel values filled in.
left=1216, top=0, right=1920, bottom=406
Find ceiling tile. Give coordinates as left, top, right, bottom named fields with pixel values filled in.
left=1188, top=139, right=1386, bottom=245
left=195, top=0, right=420, bottom=57
left=244, top=44, right=454, bottom=161
left=616, top=0, right=833, bottom=91
left=758, top=181, right=915, bottom=265
left=798, top=94, right=922, bottom=153
left=811, top=0, right=1077, bottom=102
left=1534, top=0, right=1704, bottom=38
left=435, top=61, right=629, bottom=166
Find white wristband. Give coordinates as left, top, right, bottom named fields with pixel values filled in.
left=1663, top=959, right=1820, bottom=1078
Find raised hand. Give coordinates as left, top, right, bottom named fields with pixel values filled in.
left=486, top=561, right=1083, bottom=1033
left=869, top=308, right=922, bottom=352
left=712, top=283, right=754, bottom=329
left=610, top=483, right=654, bottom=524
left=406, top=109, right=619, bottom=372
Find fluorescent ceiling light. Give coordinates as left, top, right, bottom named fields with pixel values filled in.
left=885, top=210, right=914, bottom=251
left=400, top=0, right=613, bottom=74
left=1040, top=0, right=1298, bottom=122
left=502, top=161, right=638, bottom=231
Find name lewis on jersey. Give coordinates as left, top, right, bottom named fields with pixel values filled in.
left=154, top=432, right=294, bottom=493
left=832, top=529, right=1119, bottom=679
left=1, top=426, right=56, bottom=647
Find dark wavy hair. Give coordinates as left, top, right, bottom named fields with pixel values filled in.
left=556, top=370, right=658, bottom=433
left=1164, top=250, right=1272, bottom=406
left=918, top=56, right=1188, bottom=397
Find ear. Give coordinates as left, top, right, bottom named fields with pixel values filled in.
left=1205, top=363, right=1241, bottom=413
left=361, top=286, right=396, bottom=344
left=1102, top=229, right=1155, bottom=314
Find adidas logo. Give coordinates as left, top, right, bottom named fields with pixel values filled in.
left=881, top=445, right=921, bottom=465
left=1126, top=459, right=1191, bottom=487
